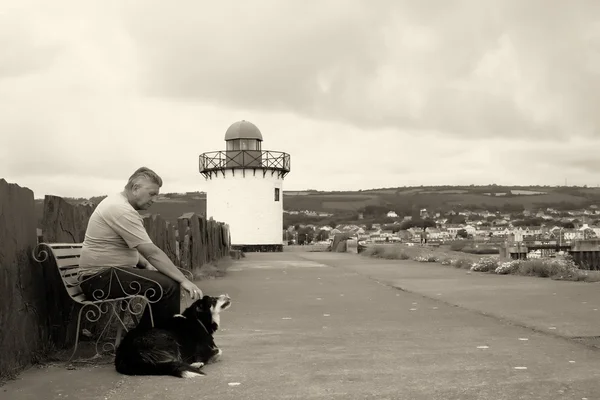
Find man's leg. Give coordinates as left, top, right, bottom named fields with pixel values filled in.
left=80, top=267, right=181, bottom=329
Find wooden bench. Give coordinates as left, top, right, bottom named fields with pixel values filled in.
left=33, top=242, right=193, bottom=360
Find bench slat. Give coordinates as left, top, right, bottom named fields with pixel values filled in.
left=72, top=293, right=87, bottom=303
left=66, top=285, right=84, bottom=298
left=47, top=243, right=83, bottom=248
left=51, top=247, right=83, bottom=258
left=57, top=257, right=81, bottom=270
left=61, top=269, right=81, bottom=280
left=37, top=241, right=155, bottom=308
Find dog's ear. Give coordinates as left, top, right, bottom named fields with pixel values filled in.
left=195, top=295, right=212, bottom=313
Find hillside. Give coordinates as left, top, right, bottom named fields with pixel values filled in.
left=34, top=185, right=600, bottom=226
left=282, top=185, right=600, bottom=213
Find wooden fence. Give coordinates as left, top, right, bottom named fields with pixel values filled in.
left=0, top=180, right=231, bottom=379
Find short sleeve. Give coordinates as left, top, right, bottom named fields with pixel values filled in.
left=108, top=210, right=154, bottom=248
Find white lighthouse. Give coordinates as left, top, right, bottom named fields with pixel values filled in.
left=199, top=120, right=291, bottom=252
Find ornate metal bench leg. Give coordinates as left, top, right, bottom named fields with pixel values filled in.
left=94, top=302, right=118, bottom=356
left=68, top=305, right=86, bottom=361
left=147, top=301, right=155, bottom=328
left=114, top=302, right=126, bottom=348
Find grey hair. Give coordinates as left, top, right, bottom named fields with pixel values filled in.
left=125, top=167, right=163, bottom=190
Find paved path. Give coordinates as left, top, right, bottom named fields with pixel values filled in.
left=299, top=252, right=600, bottom=340
left=3, top=252, right=600, bottom=399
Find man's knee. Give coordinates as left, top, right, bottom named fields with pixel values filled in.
left=160, top=277, right=180, bottom=297
left=141, top=271, right=179, bottom=298
left=127, top=270, right=179, bottom=300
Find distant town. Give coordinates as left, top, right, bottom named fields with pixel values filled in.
left=283, top=205, right=600, bottom=245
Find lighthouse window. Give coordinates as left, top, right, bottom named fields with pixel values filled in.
left=227, top=140, right=240, bottom=151
left=274, top=188, right=280, bottom=201
left=226, top=139, right=261, bottom=151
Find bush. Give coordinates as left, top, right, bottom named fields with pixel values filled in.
left=495, top=260, right=521, bottom=274
left=517, top=255, right=578, bottom=279
left=452, top=258, right=473, bottom=269
left=414, top=254, right=438, bottom=263
left=440, top=257, right=453, bottom=265
left=471, top=257, right=499, bottom=272
left=362, top=245, right=409, bottom=260
left=493, top=255, right=579, bottom=279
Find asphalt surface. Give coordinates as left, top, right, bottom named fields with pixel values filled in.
left=3, top=252, right=600, bottom=400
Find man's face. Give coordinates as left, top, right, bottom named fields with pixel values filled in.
left=131, top=180, right=160, bottom=210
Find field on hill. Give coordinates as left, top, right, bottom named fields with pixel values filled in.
left=283, top=186, right=598, bottom=212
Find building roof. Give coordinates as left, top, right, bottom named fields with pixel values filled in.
left=224, top=120, right=263, bottom=141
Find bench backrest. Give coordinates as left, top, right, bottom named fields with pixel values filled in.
left=45, top=243, right=85, bottom=302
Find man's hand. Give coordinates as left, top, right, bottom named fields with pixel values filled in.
left=180, top=279, right=203, bottom=300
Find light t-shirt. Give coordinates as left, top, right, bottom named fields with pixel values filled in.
left=80, top=193, right=153, bottom=269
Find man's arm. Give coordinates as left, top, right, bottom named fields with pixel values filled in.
left=137, top=253, right=157, bottom=271
left=106, top=210, right=203, bottom=299
left=136, top=243, right=188, bottom=283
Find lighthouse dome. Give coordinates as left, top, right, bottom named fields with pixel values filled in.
left=224, top=120, right=263, bottom=141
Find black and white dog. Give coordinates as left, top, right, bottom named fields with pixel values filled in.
left=115, top=294, right=232, bottom=378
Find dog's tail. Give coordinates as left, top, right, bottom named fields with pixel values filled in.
left=148, top=361, right=206, bottom=378
left=115, top=358, right=205, bottom=378
left=115, top=347, right=205, bottom=378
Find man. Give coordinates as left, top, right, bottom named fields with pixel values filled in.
left=79, top=167, right=203, bottom=329
left=420, top=227, right=428, bottom=245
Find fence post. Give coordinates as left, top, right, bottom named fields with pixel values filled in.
left=0, top=180, right=47, bottom=376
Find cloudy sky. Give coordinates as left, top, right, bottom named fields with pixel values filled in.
left=2, top=0, right=600, bottom=199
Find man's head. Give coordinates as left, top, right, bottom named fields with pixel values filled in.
left=124, top=167, right=163, bottom=210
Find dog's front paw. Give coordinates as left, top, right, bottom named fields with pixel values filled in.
left=208, top=348, right=223, bottom=363
left=181, top=371, right=204, bottom=379
left=191, top=362, right=204, bottom=369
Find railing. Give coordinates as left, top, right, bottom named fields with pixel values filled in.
left=199, top=150, right=291, bottom=178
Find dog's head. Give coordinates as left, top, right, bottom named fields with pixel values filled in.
left=183, top=294, right=231, bottom=334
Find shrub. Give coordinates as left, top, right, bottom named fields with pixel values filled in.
left=414, top=254, right=438, bottom=263
left=494, top=255, right=579, bottom=279
left=440, top=257, right=453, bottom=265
left=362, top=245, right=409, bottom=260
left=518, top=255, right=579, bottom=279
left=495, top=260, right=521, bottom=274
left=452, top=258, right=473, bottom=269
left=471, top=257, right=499, bottom=272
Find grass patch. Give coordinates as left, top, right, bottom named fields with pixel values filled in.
left=449, top=240, right=499, bottom=255
left=449, top=241, right=468, bottom=251
left=362, top=244, right=600, bottom=283
left=461, top=246, right=500, bottom=255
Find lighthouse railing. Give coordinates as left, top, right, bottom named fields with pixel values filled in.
left=199, top=150, right=291, bottom=174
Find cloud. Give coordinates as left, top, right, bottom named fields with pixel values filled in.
left=0, top=6, right=62, bottom=79
left=123, top=0, right=600, bottom=140
left=1, top=0, right=600, bottom=199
